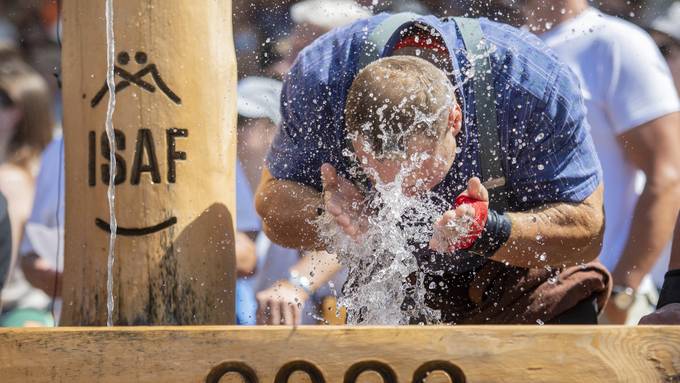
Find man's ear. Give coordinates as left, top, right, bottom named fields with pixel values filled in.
left=448, top=103, right=462, bottom=137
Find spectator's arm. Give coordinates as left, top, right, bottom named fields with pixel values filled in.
left=613, top=112, right=680, bottom=290
left=491, top=183, right=605, bottom=268
left=21, top=252, right=61, bottom=297
left=256, top=250, right=342, bottom=325
left=0, top=167, right=34, bottom=281
left=235, top=231, right=257, bottom=277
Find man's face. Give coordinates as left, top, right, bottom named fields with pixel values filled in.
left=351, top=106, right=460, bottom=197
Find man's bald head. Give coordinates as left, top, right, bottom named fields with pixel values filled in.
left=344, top=55, right=456, bottom=159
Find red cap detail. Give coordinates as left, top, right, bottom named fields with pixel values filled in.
left=394, top=32, right=447, bottom=53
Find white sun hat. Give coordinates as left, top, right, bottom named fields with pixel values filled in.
left=237, top=76, right=283, bottom=126
left=290, top=0, right=372, bottom=31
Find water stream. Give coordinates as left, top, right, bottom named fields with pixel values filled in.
left=104, top=0, right=117, bottom=327
left=316, top=156, right=450, bottom=325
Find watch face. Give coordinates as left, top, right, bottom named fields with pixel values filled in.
left=613, top=291, right=635, bottom=310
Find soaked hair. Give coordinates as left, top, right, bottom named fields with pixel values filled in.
left=344, top=55, right=455, bottom=159
left=0, top=46, right=53, bottom=169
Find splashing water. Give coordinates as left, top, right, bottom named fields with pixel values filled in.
left=315, top=152, right=479, bottom=325
left=104, top=0, right=117, bottom=327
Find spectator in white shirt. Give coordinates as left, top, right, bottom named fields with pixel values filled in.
left=521, top=0, right=680, bottom=323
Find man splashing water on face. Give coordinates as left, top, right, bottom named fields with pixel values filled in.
left=256, top=13, right=612, bottom=325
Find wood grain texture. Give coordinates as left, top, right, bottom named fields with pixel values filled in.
left=61, top=0, right=237, bottom=325
left=1, top=326, right=679, bottom=382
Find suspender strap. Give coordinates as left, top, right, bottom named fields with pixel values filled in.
left=357, top=12, right=420, bottom=71
left=452, top=17, right=509, bottom=212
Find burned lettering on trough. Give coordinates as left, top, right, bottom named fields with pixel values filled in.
left=274, top=360, right=325, bottom=383
left=90, top=50, right=182, bottom=108
left=95, top=216, right=178, bottom=236
left=167, top=128, right=188, bottom=183
left=131, top=129, right=161, bottom=185
left=206, top=361, right=259, bottom=383
left=88, top=128, right=188, bottom=186
left=89, top=127, right=187, bottom=236
left=100, top=129, right=126, bottom=185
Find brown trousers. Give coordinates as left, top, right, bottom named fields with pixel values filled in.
left=424, top=260, right=612, bottom=324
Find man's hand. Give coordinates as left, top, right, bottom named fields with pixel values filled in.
left=430, top=177, right=489, bottom=253
left=321, top=163, right=368, bottom=239
left=639, top=303, right=680, bottom=325
left=256, top=280, right=309, bottom=325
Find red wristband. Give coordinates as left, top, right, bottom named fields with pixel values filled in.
left=448, top=195, right=488, bottom=251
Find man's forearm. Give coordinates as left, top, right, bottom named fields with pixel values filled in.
left=255, top=168, right=325, bottom=250
left=614, top=182, right=680, bottom=288
left=490, top=184, right=605, bottom=268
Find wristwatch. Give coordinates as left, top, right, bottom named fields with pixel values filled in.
left=611, top=285, right=636, bottom=310
left=288, top=270, right=313, bottom=296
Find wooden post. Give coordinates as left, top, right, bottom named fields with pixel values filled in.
left=60, top=0, right=237, bottom=325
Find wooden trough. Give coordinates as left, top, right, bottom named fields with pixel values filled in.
left=7, top=2, right=677, bottom=383
left=1, top=325, right=679, bottom=382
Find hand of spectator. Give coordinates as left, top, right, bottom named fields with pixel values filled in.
left=602, top=300, right=628, bottom=324
left=235, top=231, right=257, bottom=277
left=639, top=303, right=680, bottom=325
left=256, top=279, right=309, bottom=325
left=430, top=177, right=489, bottom=253
left=321, top=163, right=368, bottom=239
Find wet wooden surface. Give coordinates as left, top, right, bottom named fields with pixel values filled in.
left=1, top=326, right=679, bottom=382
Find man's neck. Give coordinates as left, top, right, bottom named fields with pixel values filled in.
left=526, top=0, right=590, bottom=34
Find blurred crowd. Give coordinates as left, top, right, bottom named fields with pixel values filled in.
left=0, top=0, right=679, bottom=326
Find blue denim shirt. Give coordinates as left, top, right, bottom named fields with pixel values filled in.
left=268, top=14, right=602, bottom=212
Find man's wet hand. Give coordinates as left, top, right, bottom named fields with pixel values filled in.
left=321, top=163, right=368, bottom=239
left=429, top=177, right=489, bottom=253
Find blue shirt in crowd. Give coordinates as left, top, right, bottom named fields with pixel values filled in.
left=235, top=160, right=261, bottom=325
left=268, top=14, right=602, bottom=211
